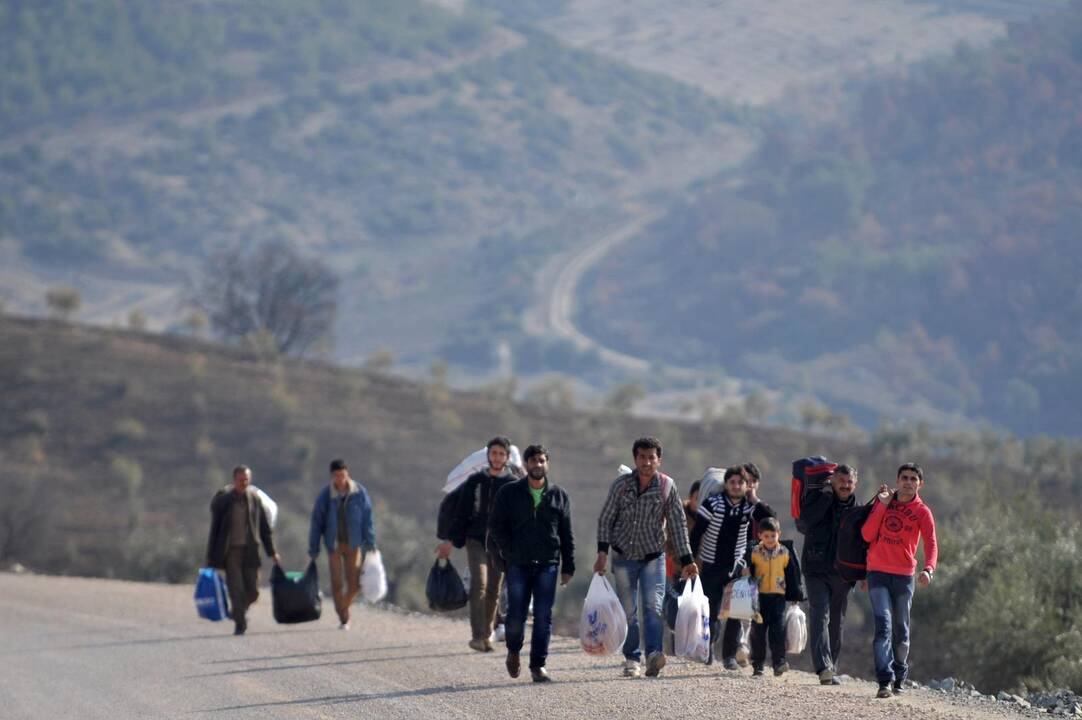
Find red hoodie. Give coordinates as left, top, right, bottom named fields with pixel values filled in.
left=861, top=494, right=938, bottom=577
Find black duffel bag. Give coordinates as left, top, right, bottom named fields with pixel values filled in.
left=426, top=558, right=468, bottom=611
left=271, top=561, right=322, bottom=624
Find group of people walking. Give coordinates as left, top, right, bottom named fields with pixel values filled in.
left=204, top=435, right=938, bottom=699
left=437, top=436, right=938, bottom=697
left=205, top=458, right=376, bottom=635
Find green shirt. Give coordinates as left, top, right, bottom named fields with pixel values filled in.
left=529, top=481, right=547, bottom=508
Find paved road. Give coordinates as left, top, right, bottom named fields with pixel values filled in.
left=0, top=572, right=1017, bottom=720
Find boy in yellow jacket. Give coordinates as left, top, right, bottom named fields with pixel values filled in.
left=747, top=516, right=805, bottom=676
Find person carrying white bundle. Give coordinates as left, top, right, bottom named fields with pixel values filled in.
left=673, top=577, right=711, bottom=662
left=580, top=574, right=627, bottom=655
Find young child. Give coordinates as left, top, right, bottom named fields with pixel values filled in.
left=747, top=516, right=805, bottom=676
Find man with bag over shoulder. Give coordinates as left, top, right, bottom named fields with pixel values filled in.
left=206, top=465, right=280, bottom=636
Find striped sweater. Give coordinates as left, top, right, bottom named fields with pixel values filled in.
left=690, top=493, right=775, bottom=577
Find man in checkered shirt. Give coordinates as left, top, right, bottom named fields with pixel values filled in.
left=594, top=437, right=699, bottom=678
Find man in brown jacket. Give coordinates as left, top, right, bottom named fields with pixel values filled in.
left=206, top=466, right=280, bottom=635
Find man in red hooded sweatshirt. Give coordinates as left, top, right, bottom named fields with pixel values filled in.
left=862, top=462, right=938, bottom=699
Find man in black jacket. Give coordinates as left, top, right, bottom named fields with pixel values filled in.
left=800, top=463, right=859, bottom=684
left=488, top=444, right=574, bottom=683
left=205, top=466, right=280, bottom=635
left=437, top=436, right=519, bottom=652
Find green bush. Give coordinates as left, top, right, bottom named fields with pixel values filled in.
left=914, top=494, right=1082, bottom=694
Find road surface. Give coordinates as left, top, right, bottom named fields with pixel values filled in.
left=0, top=572, right=1020, bottom=720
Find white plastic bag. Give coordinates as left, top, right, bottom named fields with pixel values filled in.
left=254, top=486, right=278, bottom=528
left=580, top=574, right=628, bottom=655
left=786, top=604, right=807, bottom=654
left=674, top=577, right=711, bottom=662
left=698, top=467, right=727, bottom=501
left=361, top=550, right=388, bottom=602
left=721, top=577, right=760, bottom=621
left=442, top=446, right=523, bottom=493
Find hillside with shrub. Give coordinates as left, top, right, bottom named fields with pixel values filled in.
left=2, top=316, right=1081, bottom=693
left=579, top=2, right=1082, bottom=436
left=0, top=0, right=742, bottom=364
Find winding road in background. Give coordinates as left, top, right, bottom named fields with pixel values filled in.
left=0, top=572, right=1023, bottom=719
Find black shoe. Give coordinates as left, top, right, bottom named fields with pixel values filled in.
left=530, top=667, right=551, bottom=683
left=233, top=619, right=247, bottom=636
left=752, top=667, right=765, bottom=676
left=876, top=684, right=893, bottom=699
left=892, top=680, right=906, bottom=695
left=722, top=657, right=739, bottom=671
left=774, top=661, right=789, bottom=677
left=506, top=650, right=520, bottom=678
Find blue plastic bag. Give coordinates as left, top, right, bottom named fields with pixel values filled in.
left=194, top=567, right=231, bottom=621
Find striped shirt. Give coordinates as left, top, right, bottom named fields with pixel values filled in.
left=596, top=472, right=693, bottom=565
left=692, top=493, right=775, bottom=576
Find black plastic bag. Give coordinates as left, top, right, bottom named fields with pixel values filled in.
left=271, top=561, right=322, bottom=624
left=426, top=558, right=468, bottom=611
left=664, top=578, right=685, bottom=630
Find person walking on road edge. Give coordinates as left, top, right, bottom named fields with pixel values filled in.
left=309, top=459, right=376, bottom=630
left=863, top=462, right=938, bottom=699
left=595, top=437, right=698, bottom=679
left=438, top=436, right=519, bottom=652
left=800, top=463, right=859, bottom=685
left=206, top=465, right=280, bottom=636
left=488, top=444, right=574, bottom=683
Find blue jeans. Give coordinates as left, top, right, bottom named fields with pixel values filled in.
left=505, top=563, right=558, bottom=670
left=867, top=571, right=915, bottom=686
left=612, top=553, right=666, bottom=662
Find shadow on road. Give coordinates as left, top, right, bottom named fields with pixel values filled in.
left=0, top=626, right=341, bottom=655
left=207, top=643, right=420, bottom=664
left=202, top=671, right=708, bottom=713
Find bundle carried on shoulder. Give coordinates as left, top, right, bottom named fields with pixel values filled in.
left=790, top=456, right=837, bottom=533
left=579, top=574, right=628, bottom=655
left=194, top=567, right=230, bottom=621
left=426, top=558, right=468, bottom=611
left=443, top=446, right=523, bottom=494
left=271, top=561, right=322, bottom=624
left=674, top=577, right=711, bottom=662
left=361, top=549, right=388, bottom=603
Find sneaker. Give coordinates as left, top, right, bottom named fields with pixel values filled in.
left=892, top=680, right=906, bottom=695
left=722, top=657, right=739, bottom=671
left=877, top=684, right=893, bottom=699
left=338, top=621, right=351, bottom=631
left=530, top=667, right=551, bottom=683
left=752, top=667, right=765, bottom=676
left=819, top=668, right=834, bottom=685
left=483, top=639, right=494, bottom=652
left=469, top=638, right=487, bottom=653
left=774, top=661, right=789, bottom=677
left=644, top=651, right=666, bottom=677
left=506, top=650, right=520, bottom=678
left=622, top=660, right=642, bottom=678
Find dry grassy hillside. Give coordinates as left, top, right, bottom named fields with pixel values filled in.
left=1, top=315, right=986, bottom=581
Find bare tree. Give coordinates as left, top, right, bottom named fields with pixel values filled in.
left=45, top=286, right=81, bottom=321
left=189, top=241, right=339, bottom=356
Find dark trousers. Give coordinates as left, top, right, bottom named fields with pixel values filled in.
left=505, top=563, right=558, bottom=670
left=805, top=572, right=855, bottom=674
left=701, top=564, right=743, bottom=661
left=225, top=546, right=259, bottom=631
left=750, top=594, right=788, bottom=670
